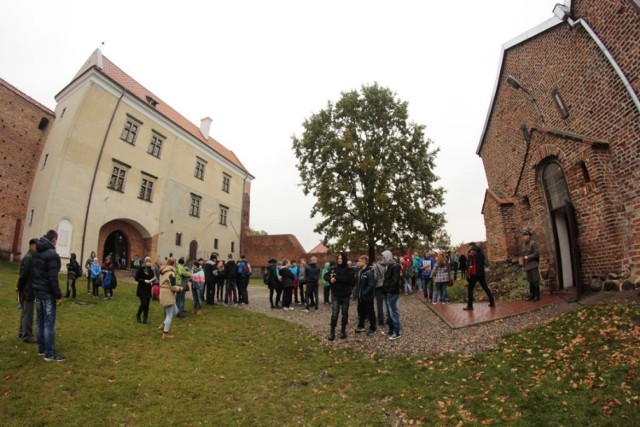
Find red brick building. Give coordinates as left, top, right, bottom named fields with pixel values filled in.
left=478, top=0, right=640, bottom=297
left=0, top=78, right=54, bottom=260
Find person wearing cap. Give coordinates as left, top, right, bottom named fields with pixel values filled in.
left=521, top=229, right=541, bottom=301
left=135, top=256, right=156, bottom=323
left=17, top=238, right=38, bottom=343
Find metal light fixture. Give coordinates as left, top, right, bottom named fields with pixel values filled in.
left=505, top=74, right=545, bottom=123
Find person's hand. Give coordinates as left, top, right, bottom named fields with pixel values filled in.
left=56, top=299, right=62, bottom=306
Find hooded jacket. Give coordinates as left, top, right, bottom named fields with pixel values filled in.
left=159, top=265, right=181, bottom=307
left=330, top=252, right=355, bottom=298
left=30, top=236, right=62, bottom=299
left=468, top=244, right=485, bottom=277
left=382, top=250, right=401, bottom=295
left=353, top=264, right=376, bottom=301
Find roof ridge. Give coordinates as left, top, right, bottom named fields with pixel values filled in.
left=0, top=77, right=55, bottom=116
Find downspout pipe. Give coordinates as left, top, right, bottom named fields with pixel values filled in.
left=80, top=89, right=125, bottom=267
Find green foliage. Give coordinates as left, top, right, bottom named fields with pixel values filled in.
left=292, top=83, right=445, bottom=258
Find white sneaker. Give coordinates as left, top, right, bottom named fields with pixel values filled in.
left=389, top=333, right=402, bottom=341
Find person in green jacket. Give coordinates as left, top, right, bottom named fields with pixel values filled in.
left=175, top=257, right=191, bottom=317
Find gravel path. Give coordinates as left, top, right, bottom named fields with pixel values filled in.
left=239, top=284, right=583, bottom=356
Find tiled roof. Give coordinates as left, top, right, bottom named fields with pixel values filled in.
left=69, top=51, right=251, bottom=177
left=307, top=242, right=328, bottom=253
left=0, top=78, right=55, bottom=116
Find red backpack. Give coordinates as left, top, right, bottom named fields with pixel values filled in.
left=467, top=251, right=477, bottom=277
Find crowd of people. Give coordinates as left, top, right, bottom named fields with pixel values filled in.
left=15, top=229, right=543, bottom=361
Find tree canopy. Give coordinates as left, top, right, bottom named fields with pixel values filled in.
left=292, top=83, right=445, bottom=260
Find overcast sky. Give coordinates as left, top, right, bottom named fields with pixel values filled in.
left=1, top=0, right=559, bottom=252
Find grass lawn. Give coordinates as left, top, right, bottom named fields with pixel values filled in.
left=1, top=261, right=638, bottom=426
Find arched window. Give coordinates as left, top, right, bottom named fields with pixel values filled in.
left=542, top=161, right=570, bottom=210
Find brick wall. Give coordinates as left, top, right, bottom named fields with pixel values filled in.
left=0, top=79, right=54, bottom=260
left=479, top=0, right=640, bottom=288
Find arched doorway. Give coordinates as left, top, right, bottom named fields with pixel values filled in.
left=540, top=161, right=581, bottom=294
left=189, top=240, right=198, bottom=262
left=104, top=230, right=129, bottom=265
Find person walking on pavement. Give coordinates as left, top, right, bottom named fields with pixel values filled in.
left=521, top=229, right=541, bottom=301
left=463, top=242, right=495, bottom=311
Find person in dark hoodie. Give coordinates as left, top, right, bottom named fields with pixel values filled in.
left=303, top=256, right=321, bottom=312
left=326, top=252, right=355, bottom=341
left=31, top=230, right=65, bottom=362
left=17, top=238, right=38, bottom=343
left=353, top=255, right=377, bottom=335
left=382, top=250, right=402, bottom=340
left=463, top=242, right=495, bottom=311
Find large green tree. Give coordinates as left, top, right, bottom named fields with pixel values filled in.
left=292, top=83, right=445, bottom=261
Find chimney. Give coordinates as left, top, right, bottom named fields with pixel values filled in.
left=200, top=117, right=212, bottom=139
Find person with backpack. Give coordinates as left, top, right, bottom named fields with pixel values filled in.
left=223, top=254, right=238, bottom=306
left=236, top=255, right=252, bottom=305
left=463, top=242, right=495, bottom=311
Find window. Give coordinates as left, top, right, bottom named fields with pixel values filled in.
left=231, top=242, right=235, bottom=253
left=195, top=158, right=206, bottom=180
left=542, top=161, right=570, bottom=211
left=190, top=194, right=202, bottom=217
left=176, top=233, right=182, bottom=246
left=29, top=209, right=34, bottom=226
left=148, top=133, right=164, bottom=158
left=219, top=205, right=228, bottom=226
left=552, top=89, right=569, bottom=119
left=222, top=173, right=231, bottom=193
left=139, top=173, right=156, bottom=202
left=108, top=162, right=130, bottom=192
left=121, top=118, right=140, bottom=144
left=43, top=153, right=48, bottom=168
left=38, top=117, right=49, bottom=131
left=214, top=238, right=219, bottom=250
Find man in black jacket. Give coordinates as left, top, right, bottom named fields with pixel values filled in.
left=326, top=252, right=354, bottom=341
left=31, top=230, right=65, bottom=362
left=203, top=253, right=217, bottom=305
left=353, top=255, right=377, bottom=335
left=17, top=238, right=38, bottom=343
left=463, top=242, right=495, bottom=311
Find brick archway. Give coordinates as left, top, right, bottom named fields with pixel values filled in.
left=97, top=219, right=153, bottom=264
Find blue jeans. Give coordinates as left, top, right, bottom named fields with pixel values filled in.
left=384, top=293, right=400, bottom=335
left=435, top=282, right=448, bottom=302
left=176, top=290, right=186, bottom=316
left=192, top=285, right=203, bottom=309
left=374, top=288, right=386, bottom=326
left=163, top=304, right=178, bottom=332
left=330, top=295, right=350, bottom=327
left=35, top=294, right=57, bottom=357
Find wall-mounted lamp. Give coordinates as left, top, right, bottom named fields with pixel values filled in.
left=505, top=74, right=545, bottom=123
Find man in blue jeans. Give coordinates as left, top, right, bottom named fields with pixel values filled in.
left=326, top=252, right=354, bottom=341
left=382, top=250, right=402, bottom=340
left=31, top=230, right=65, bottom=362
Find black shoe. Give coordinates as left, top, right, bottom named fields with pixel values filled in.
left=23, top=337, right=37, bottom=344
left=355, top=327, right=365, bottom=333
left=488, top=303, right=496, bottom=307
left=366, top=330, right=375, bottom=336
left=137, top=316, right=142, bottom=323
left=463, top=306, right=473, bottom=311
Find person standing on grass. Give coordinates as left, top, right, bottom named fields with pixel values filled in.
left=102, top=255, right=116, bottom=300
left=382, top=250, right=402, bottom=340
left=463, top=242, right=495, bottom=311
left=303, top=256, right=320, bottom=312
left=372, top=256, right=387, bottom=329
left=236, top=255, right=251, bottom=305
left=191, top=259, right=205, bottom=314
left=431, top=252, right=451, bottom=304
left=31, top=230, right=65, bottom=362
left=65, top=253, right=81, bottom=299
left=521, top=229, right=541, bottom=302
left=135, top=256, right=155, bottom=324
left=175, top=257, right=191, bottom=316
left=265, top=259, right=281, bottom=309
left=17, top=238, right=38, bottom=344
left=353, top=255, right=377, bottom=335
left=159, top=258, right=182, bottom=339
left=90, top=258, right=102, bottom=299
left=215, top=260, right=226, bottom=303
left=327, top=252, right=355, bottom=341
left=203, top=253, right=217, bottom=305
left=223, top=254, right=238, bottom=306
left=85, top=251, right=96, bottom=294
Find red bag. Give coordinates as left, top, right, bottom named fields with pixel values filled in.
left=467, top=251, right=477, bottom=277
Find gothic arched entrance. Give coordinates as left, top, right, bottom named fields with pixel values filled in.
left=540, top=160, right=581, bottom=295
left=189, top=240, right=198, bottom=262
